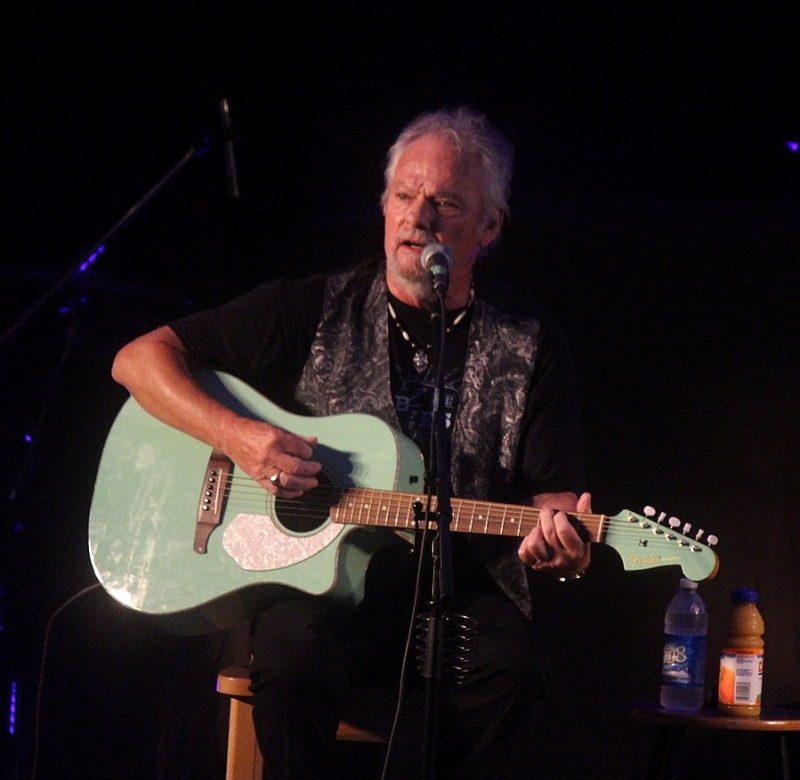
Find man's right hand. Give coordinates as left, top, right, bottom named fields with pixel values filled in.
left=221, top=416, right=321, bottom=498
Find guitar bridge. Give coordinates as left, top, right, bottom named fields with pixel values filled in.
left=194, top=449, right=233, bottom=554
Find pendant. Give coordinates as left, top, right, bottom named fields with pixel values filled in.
left=413, top=349, right=429, bottom=374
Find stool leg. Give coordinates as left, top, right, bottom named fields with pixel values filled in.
left=758, top=732, right=792, bottom=780
left=226, top=696, right=264, bottom=780
left=779, top=734, right=791, bottom=780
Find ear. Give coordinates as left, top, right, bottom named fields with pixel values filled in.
left=479, top=209, right=504, bottom=248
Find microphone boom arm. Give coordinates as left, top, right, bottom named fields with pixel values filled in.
left=0, top=135, right=212, bottom=350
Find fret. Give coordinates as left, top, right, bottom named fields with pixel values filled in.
left=487, top=503, right=495, bottom=533
left=375, top=495, right=385, bottom=527
left=451, top=500, right=462, bottom=532
left=369, top=491, right=381, bottom=526
left=390, top=495, right=399, bottom=526
left=469, top=501, right=478, bottom=534
left=405, top=495, right=417, bottom=529
left=357, top=491, right=370, bottom=526
left=518, top=507, right=535, bottom=538
left=378, top=491, right=391, bottom=527
left=509, top=507, right=524, bottom=537
left=467, top=500, right=476, bottom=533
left=596, top=513, right=607, bottom=542
left=403, top=495, right=415, bottom=529
left=476, top=501, right=489, bottom=534
left=386, top=494, right=398, bottom=528
left=385, top=492, right=402, bottom=528
left=480, top=503, right=492, bottom=534
left=465, top=500, right=481, bottom=533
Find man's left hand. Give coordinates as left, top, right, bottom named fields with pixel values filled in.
left=518, top=492, right=592, bottom=578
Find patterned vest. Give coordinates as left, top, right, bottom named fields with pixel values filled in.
left=294, top=259, right=540, bottom=616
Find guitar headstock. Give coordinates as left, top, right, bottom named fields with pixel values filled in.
left=604, top=506, right=719, bottom=581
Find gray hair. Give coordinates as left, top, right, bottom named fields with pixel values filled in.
left=381, top=106, right=514, bottom=219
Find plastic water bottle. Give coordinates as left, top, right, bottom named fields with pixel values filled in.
left=660, top=578, right=708, bottom=711
left=718, top=588, right=764, bottom=717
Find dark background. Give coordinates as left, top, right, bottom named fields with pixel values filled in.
left=3, top=2, right=799, bottom=778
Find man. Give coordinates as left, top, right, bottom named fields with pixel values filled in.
left=112, top=106, right=591, bottom=779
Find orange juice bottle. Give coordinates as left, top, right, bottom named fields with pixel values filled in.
left=718, top=588, right=764, bottom=716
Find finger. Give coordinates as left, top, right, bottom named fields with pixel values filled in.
left=576, top=491, right=593, bottom=513
left=520, top=515, right=555, bottom=565
left=270, top=435, right=323, bottom=488
left=537, top=506, right=563, bottom=556
left=279, top=432, right=318, bottom=460
left=272, top=468, right=319, bottom=495
left=518, top=532, right=541, bottom=566
left=273, top=454, right=322, bottom=485
left=261, top=467, right=319, bottom=499
left=551, top=512, right=583, bottom=552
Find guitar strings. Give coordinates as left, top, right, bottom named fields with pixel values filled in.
left=211, top=482, right=712, bottom=548
left=220, top=475, right=632, bottom=531
left=207, top=474, right=712, bottom=547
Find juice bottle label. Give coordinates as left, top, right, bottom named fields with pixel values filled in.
left=718, top=649, right=763, bottom=706
left=662, top=634, right=706, bottom=687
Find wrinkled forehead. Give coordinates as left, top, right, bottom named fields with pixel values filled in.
left=392, top=133, right=486, bottom=193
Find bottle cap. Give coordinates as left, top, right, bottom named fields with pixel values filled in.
left=731, top=588, right=758, bottom=603
left=680, top=578, right=698, bottom=590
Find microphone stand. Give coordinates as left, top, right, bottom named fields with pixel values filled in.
left=0, top=135, right=211, bottom=350
left=419, top=288, right=455, bottom=780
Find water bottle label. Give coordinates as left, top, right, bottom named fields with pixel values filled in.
left=718, top=649, right=763, bottom=706
left=662, top=633, right=706, bottom=687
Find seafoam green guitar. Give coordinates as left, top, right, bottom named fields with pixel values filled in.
left=89, top=371, right=719, bottom=634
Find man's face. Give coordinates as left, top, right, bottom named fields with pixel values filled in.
left=383, top=133, right=502, bottom=308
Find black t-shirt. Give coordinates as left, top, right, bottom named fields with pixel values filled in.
left=170, top=273, right=585, bottom=499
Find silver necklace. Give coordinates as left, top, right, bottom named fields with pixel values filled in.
left=387, top=291, right=474, bottom=374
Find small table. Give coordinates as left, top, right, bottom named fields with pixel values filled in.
left=631, top=703, right=800, bottom=780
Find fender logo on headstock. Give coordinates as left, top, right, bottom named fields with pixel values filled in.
left=626, top=552, right=682, bottom=568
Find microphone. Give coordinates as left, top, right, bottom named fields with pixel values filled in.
left=420, top=242, right=454, bottom=296
left=218, top=97, right=240, bottom=198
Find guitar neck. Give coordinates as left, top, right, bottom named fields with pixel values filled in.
left=331, top=487, right=606, bottom=542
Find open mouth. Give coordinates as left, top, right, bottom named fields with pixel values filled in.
left=399, top=237, right=429, bottom=253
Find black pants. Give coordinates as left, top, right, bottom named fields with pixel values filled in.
left=249, top=547, right=548, bottom=780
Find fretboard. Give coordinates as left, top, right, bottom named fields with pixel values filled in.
left=331, top=487, right=606, bottom=542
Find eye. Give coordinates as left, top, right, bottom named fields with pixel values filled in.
left=433, top=198, right=461, bottom=216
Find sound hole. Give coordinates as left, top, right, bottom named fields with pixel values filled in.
left=275, top=471, right=341, bottom=534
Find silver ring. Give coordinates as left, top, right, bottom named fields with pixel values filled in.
left=269, top=470, right=282, bottom=488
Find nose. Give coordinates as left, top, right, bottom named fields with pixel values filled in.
left=405, top=195, right=435, bottom=231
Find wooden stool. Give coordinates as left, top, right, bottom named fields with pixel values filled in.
left=632, top=703, right=800, bottom=780
left=216, top=666, right=386, bottom=780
